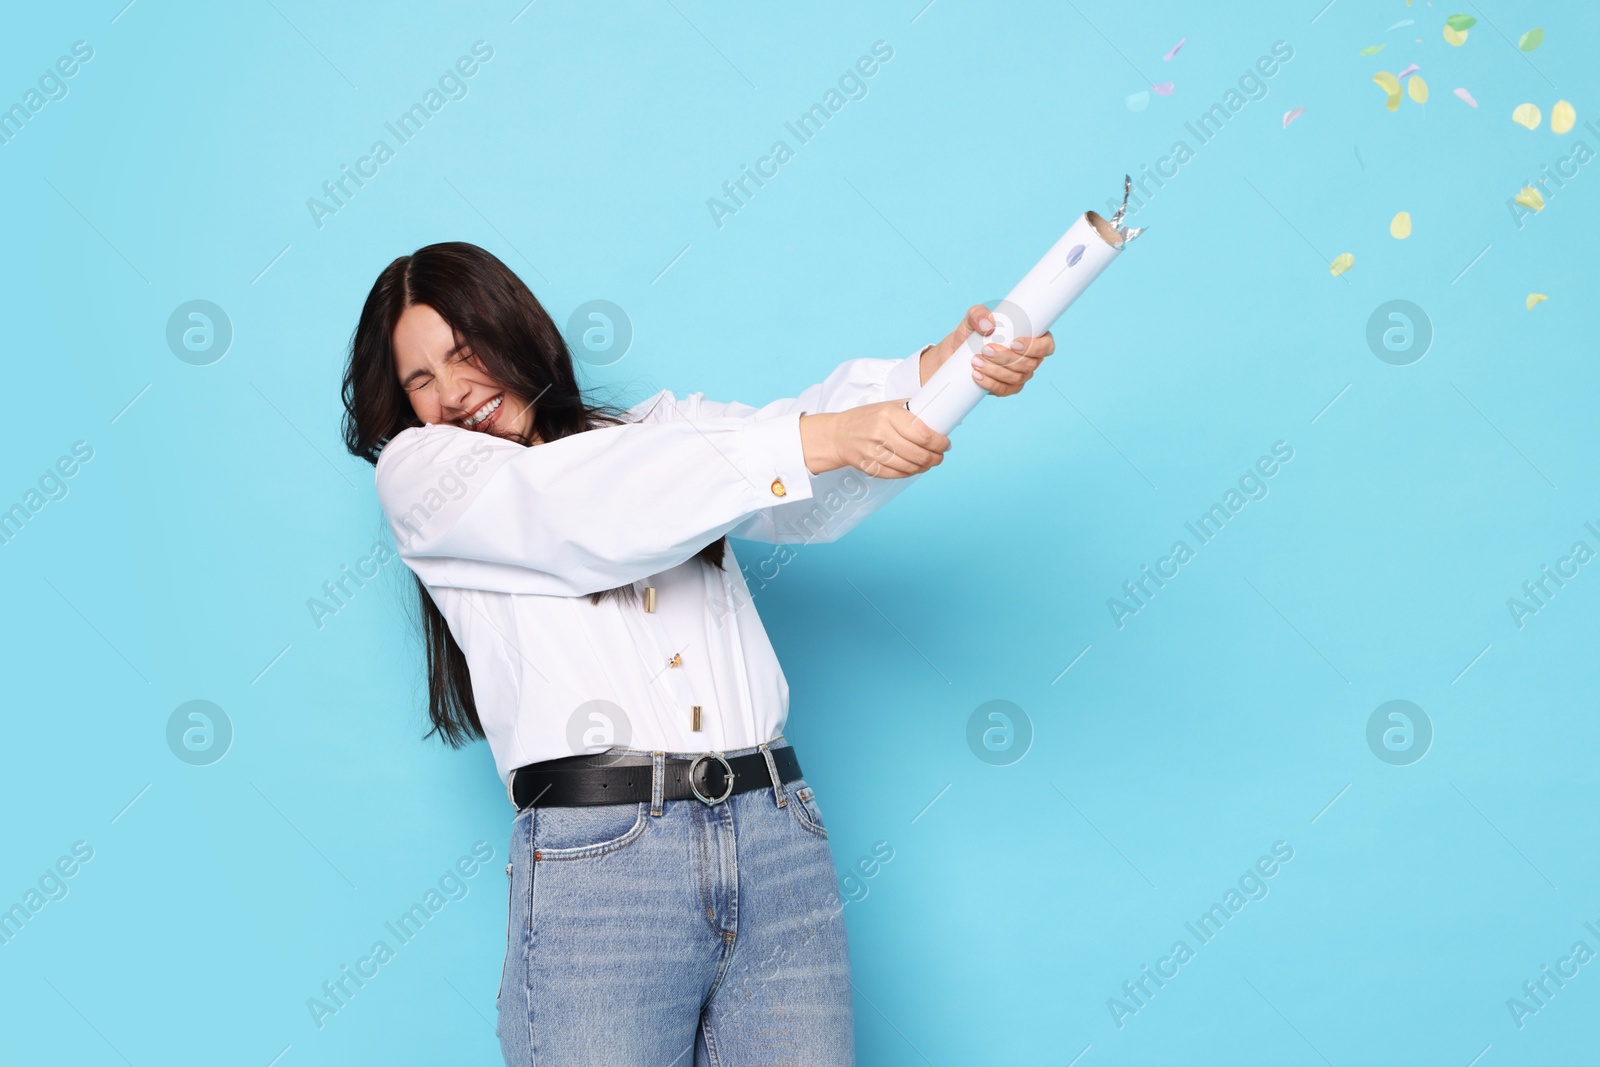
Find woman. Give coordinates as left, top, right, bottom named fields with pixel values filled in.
left=340, top=241, right=1052, bottom=1065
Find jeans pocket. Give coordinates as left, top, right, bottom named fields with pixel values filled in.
left=787, top=781, right=828, bottom=839
left=530, top=801, right=649, bottom=860
left=496, top=860, right=513, bottom=1007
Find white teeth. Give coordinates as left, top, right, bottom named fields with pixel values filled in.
left=463, top=394, right=503, bottom=427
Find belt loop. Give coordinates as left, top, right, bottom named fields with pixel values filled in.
left=759, top=742, right=785, bottom=808
left=650, top=751, right=665, bottom=816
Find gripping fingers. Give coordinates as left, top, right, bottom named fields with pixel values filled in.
left=972, top=348, right=1030, bottom=394
left=893, top=411, right=951, bottom=456
left=856, top=447, right=913, bottom=479
left=900, top=437, right=947, bottom=473
left=859, top=427, right=948, bottom=477
left=974, top=332, right=1053, bottom=394
left=974, top=346, right=1027, bottom=386
left=859, top=442, right=932, bottom=478
left=894, top=422, right=950, bottom=474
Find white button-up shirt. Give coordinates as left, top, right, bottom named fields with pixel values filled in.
left=373, top=346, right=930, bottom=787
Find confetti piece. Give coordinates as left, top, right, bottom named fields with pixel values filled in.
left=1066, top=244, right=1086, bottom=267
left=1126, top=90, right=1150, bottom=111
left=1152, top=82, right=1175, bottom=95
left=1519, top=28, right=1543, bottom=51
left=1444, top=25, right=1468, bottom=46
left=1512, top=103, right=1542, bottom=130
left=1453, top=87, right=1478, bottom=107
left=1163, top=37, right=1185, bottom=60
left=1329, top=253, right=1355, bottom=277
left=1446, top=14, right=1477, bottom=31
left=1526, top=293, right=1548, bottom=309
left=1283, top=107, right=1306, bottom=128
left=1397, top=63, right=1420, bottom=79
left=1514, top=186, right=1545, bottom=211
left=1408, top=75, right=1429, bottom=104
left=1390, top=211, right=1412, bottom=238
left=1388, top=19, right=1415, bottom=30
left=1360, top=44, right=1385, bottom=55
left=1373, top=72, right=1402, bottom=111
left=1552, top=100, right=1576, bottom=134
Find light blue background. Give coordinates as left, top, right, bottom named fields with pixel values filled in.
left=2, top=0, right=1596, bottom=1063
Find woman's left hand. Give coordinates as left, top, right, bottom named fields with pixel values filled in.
left=921, top=304, right=1056, bottom=397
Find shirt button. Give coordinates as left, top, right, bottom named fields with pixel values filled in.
left=770, top=478, right=787, bottom=497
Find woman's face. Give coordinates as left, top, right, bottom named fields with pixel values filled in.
left=392, top=303, right=536, bottom=441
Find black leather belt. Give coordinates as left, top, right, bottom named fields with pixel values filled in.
left=510, top=745, right=802, bottom=811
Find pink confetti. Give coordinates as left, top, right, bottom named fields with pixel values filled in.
left=1453, top=87, right=1478, bottom=107
left=1282, top=107, right=1306, bottom=128
left=1152, top=82, right=1175, bottom=95
left=1163, top=37, right=1185, bottom=61
left=1397, top=63, right=1420, bottom=79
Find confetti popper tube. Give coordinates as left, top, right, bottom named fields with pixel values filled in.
left=906, top=177, right=1143, bottom=436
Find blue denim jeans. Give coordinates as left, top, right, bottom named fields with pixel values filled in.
left=495, top=738, right=855, bottom=1065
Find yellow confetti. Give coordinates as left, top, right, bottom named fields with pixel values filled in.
left=1408, top=75, right=1429, bottom=104
left=1512, top=103, right=1541, bottom=130
left=1514, top=187, right=1545, bottom=211
left=1552, top=100, right=1576, bottom=134
left=1444, top=25, right=1468, bottom=46
left=1390, top=212, right=1412, bottom=238
left=1526, top=293, right=1547, bottom=309
left=1330, top=253, right=1355, bottom=277
left=1373, top=72, right=1402, bottom=111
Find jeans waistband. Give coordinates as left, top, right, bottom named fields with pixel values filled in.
left=507, top=736, right=795, bottom=812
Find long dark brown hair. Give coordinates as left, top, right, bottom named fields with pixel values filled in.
left=341, top=241, right=728, bottom=747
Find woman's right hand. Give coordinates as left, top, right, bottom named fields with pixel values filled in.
left=799, top=403, right=951, bottom=479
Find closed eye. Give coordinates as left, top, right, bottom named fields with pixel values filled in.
left=402, top=345, right=475, bottom=392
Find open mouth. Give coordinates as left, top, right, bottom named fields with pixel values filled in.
left=461, top=393, right=504, bottom=430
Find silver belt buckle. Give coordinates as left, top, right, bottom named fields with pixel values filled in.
left=688, top=752, right=734, bottom=805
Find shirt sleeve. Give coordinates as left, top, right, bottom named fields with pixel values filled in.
left=630, top=347, right=932, bottom=544
left=373, top=412, right=817, bottom=597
